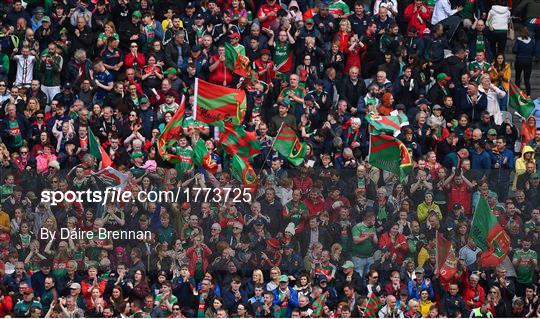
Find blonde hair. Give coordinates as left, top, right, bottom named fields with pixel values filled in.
left=252, top=269, right=264, bottom=284
left=339, top=19, right=351, bottom=33
left=104, top=21, right=117, bottom=33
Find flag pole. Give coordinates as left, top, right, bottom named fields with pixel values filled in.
left=193, top=78, right=199, bottom=120
left=257, top=122, right=285, bottom=177
left=435, top=230, right=439, bottom=275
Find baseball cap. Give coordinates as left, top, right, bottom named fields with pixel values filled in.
left=436, top=73, right=451, bottom=81
left=69, top=283, right=81, bottom=290
left=132, top=11, right=142, bottom=18
left=305, top=18, right=314, bottom=24
left=229, top=32, right=241, bottom=39
left=318, top=274, right=328, bottom=282
left=417, top=98, right=430, bottom=106
left=63, top=82, right=72, bottom=89
left=342, top=260, right=355, bottom=269
left=22, top=287, right=34, bottom=294
left=488, top=128, right=497, bottom=135
left=41, top=16, right=51, bottom=23
left=140, top=96, right=149, bottom=104
left=195, top=13, right=204, bottom=20
left=130, top=151, right=144, bottom=159
left=191, top=44, right=202, bottom=52
left=261, top=48, right=271, bottom=56
left=181, top=202, right=191, bottom=210
left=279, top=275, right=289, bottom=282
left=186, top=2, right=195, bottom=8
left=164, top=67, right=177, bottom=75
left=432, top=104, right=442, bottom=110
left=415, top=266, right=424, bottom=273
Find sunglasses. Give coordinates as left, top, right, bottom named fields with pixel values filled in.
left=173, top=308, right=181, bottom=310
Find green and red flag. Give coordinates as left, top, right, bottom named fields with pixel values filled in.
left=368, top=134, right=412, bottom=182
left=219, top=122, right=260, bottom=162
left=272, top=124, right=307, bottom=166
left=509, top=83, right=534, bottom=118
left=193, top=138, right=219, bottom=173
left=470, top=197, right=511, bottom=267
left=231, top=153, right=257, bottom=189
left=225, top=42, right=251, bottom=77
left=193, top=78, right=247, bottom=125
left=365, top=113, right=409, bottom=137
left=436, top=232, right=459, bottom=281
left=157, top=95, right=186, bottom=163
left=365, top=293, right=382, bottom=317
left=89, top=128, right=112, bottom=168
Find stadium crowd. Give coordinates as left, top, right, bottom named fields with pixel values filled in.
left=0, top=0, right=539, bottom=317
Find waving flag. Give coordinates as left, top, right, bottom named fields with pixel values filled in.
left=509, top=83, right=534, bottom=118
left=89, top=129, right=112, bottom=168
left=272, top=124, right=307, bottom=166
left=436, top=232, right=459, bottom=280
left=231, top=153, right=257, bottom=189
left=193, top=138, right=218, bottom=173
left=193, top=78, right=246, bottom=125
left=225, top=42, right=251, bottom=77
left=93, top=166, right=128, bottom=189
left=368, top=134, right=412, bottom=182
left=219, top=122, right=260, bottom=162
left=470, top=197, right=511, bottom=267
left=157, top=95, right=186, bottom=163
left=365, top=113, right=409, bottom=137
left=365, top=293, right=382, bottom=317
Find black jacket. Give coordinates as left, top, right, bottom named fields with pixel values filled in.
left=164, top=40, right=190, bottom=70
left=339, top=76, right=367, bottom=107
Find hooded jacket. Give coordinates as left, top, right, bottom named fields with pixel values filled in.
left=514, top=145, right=536, bottom=189
left=487, top=5, right=511, bottom=31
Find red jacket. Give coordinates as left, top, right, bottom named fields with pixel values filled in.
left=0, top=295, right=13, bottom=317
left=462, top=271, right=485, bottom=310
left=186, top=244, right=213, bottom=277
left=404, top=4, right=431, bottom=34
left=378, top=233, right=409, bottom=265
left=124, top=52, right=146, bottom=71
left=81, top=277, right=107, bottom=307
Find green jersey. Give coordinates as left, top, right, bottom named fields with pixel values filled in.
left=273, top=41, right=293, bottom=73
left=351, top=222, right=376, bottom=258
left=155, top=293, right=178, bottom=317
left=514, top=248, right=537, bottom=284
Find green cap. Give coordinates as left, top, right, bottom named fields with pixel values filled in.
left=140, top=96, right=149, bottom=104
left=436, top=73, right=451, bottom=81
left=488, top=128, right=497, bottom=135
left=164, top=67, right=177, bottom=75
left=305, top=18, right=314, bottom=24
left=132, top=11, right=142, bottom=18
left=342, top=260, right=354, bottom=269
left=279, top=275, right=289, bottom=282
left=41, top=16, right=51, bottom=23
left=131, top=152, right=144, bottom=159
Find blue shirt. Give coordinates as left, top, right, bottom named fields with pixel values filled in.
left=94, top=70, right=113, bottom=101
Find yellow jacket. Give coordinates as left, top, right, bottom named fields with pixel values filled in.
left=514, top=145, right=536, bottom=189
left=489, top=63, right=511, bottom=91
left=416, top=202, right=442, bottom=223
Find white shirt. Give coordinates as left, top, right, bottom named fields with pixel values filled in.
left=431, top=0, right=458, bottom=25
left=14, top=54, right=36, bottom=85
